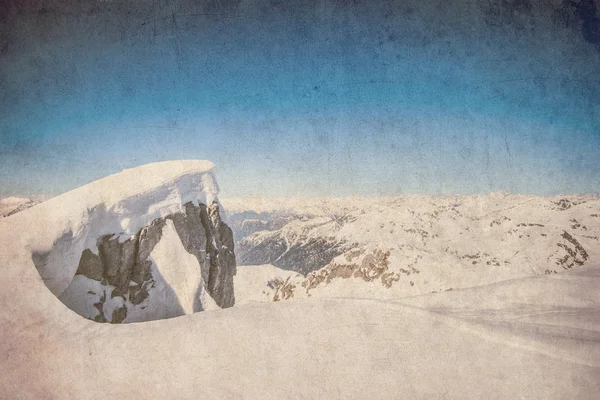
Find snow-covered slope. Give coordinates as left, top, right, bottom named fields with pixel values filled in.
left=0, top=195, right=47, bottom=217
left=1, top=164, right=599, bottom=398
left=224, top=193, right=600, bottom=300
left=235, top=264, right=303, bottom=305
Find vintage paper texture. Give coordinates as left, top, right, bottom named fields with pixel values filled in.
left=1, top=1, right=600, bottom=398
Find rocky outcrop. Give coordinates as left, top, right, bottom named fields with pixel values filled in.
left=203, top=202, right=236, bottom=308
left=63, top=201, right=236, bottom=323
left=302, top=249, right=398, bottom=292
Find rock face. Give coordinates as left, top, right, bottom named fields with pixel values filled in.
left=59, top=201, right=236, bottom=323
left=204, top=202, right=236, bottom=308
left=228, top=212, right=353, bottom=275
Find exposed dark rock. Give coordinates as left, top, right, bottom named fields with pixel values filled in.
left=75, top=249, right=104, bottom=281
left=70, top=201, right=236, bottom=322
left=98, top=234, right=138, bottom=295
left=202, top=202, right=236, bottom=308
left=237, top=235, right=288, bottom=266
left=236, top=228, right=350, bottom=276
left=554, top=230, right=589, bottom=269
left=302, top=249, right=393, bottom=292
left=551, top=198, right=586, bottom=210
left=273, top=238, right=350, bottom=275
left=269, top=276, right=296, bottom=301
left=111, top=306, right=128, bottom=324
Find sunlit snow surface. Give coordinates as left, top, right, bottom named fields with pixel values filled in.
left=0, top=163, right=599, bottom=399
left=3, top=160, right=218, bottom=296
left=225, top=193, right=600, bottom=298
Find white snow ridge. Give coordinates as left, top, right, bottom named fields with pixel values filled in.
left=1, top=160, right=599, bottom=399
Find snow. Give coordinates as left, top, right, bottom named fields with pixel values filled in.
left=225, top=193, right=600, bottom=296
left=398, top=263, right=600, bottom=368
left=3, top=267, right=600, bottom=398
left=235, top=264, right=303, bottom=305
left=150, top=219, right=203, bottom=315
left=138, top=218, right=221, bottom=318
left=0, top=195, right=46, bottom=217
left=58, top=275, right=107, bottom=320
left=0, top=196, right=31, bottom=206
left=0, top=162, right=599, bottom=398
left=3, top=160, right=218, bottom=296
left=59, top=216, right=218, bottom=323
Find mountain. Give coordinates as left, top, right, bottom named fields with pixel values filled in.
left=0, top=196, right=47, bottom=217
left=224, top=193, right=600, bottom=303
left=1, top=162, right=598, bottom=398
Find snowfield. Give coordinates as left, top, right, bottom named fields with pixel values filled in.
left=0, top=161, right=599, bottom=398
left=235, top=264, right=304, bottom=305
left=224, top=193, right=600, bottom=301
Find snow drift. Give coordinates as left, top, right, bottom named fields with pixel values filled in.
left=2, top=160, right=236, bottom=323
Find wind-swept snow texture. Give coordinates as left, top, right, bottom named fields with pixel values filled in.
left=1, top=165, right=599, bottom=398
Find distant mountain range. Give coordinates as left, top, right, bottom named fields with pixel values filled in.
left=0, top=196, right=48, bottom=217
left=223, top=193, right=600, bottom=303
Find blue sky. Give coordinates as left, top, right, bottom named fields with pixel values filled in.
left=1, top=0, right=599, bottom=198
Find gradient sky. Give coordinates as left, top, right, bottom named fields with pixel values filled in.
left=1, top=0, right=599, bottom=198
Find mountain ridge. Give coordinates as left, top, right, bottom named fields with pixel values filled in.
left=224, top=193, right=600, bottom=302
